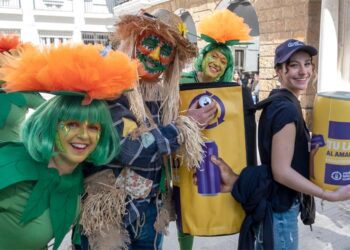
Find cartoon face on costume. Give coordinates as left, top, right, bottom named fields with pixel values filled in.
left=201, top=49, right=228, bottom=81
left=136, top=31, right=176, bottom=81
left=55, top=120, right=101, bottom=166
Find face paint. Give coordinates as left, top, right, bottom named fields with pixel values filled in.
left=54, top=120, right=101, bottom=167
left=136, top=32, right=176, bottom=81
left=201, top=49, right=228, bottom=82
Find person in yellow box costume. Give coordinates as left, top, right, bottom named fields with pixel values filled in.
left=177, top=9, right=252, bottom=250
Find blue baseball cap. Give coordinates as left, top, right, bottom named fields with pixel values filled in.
left=274, top=39, right=318, bottom=68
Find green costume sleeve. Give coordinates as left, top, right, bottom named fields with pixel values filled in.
left=180, top=71, right=198, bottom=84
left=0, top=142, right=84, bottom=250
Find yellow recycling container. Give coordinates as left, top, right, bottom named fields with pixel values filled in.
left=312, top=91, right=350, bottom=191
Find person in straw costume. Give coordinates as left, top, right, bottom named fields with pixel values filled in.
left=78, top=8, right=205, bottom=250
left=0, top=43, right=137, bottom=250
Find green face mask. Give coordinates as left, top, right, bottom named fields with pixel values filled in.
left=136, top=32, right=175, bottom=81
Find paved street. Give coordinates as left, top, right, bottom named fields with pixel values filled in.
left=57, top=198, right=350, bottom=250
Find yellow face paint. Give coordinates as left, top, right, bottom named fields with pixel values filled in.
left=55, top=120, right=101, bottom=166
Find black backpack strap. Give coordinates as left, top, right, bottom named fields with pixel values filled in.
left=255, top=88, right=309, bottom=141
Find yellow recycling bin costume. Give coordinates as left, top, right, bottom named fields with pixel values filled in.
left=174, top=82, right=254, bottom=235
left=312, top=91, right=350, bottom=190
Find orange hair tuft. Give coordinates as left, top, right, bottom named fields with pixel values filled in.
left=198, top=9, right=251, bottom=43
left=0, top=44, right=138, bottom=102
left=0, top=33, right=20, bottom=53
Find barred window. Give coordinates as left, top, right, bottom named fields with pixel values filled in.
left=38, top=30, right=72, bottom=46
left=82, top=32, right=110, bottom=45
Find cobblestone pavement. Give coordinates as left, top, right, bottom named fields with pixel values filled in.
left=57, top=198, right=350, bottom=250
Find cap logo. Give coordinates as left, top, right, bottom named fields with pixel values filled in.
left=288, top=41, right=303, bottom=47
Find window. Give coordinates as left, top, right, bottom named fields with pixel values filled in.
left=234, top=49, right=245, bottom=72
left=38, top=30, right=72, bottom=46
left=82, top=32, right=110, bottom=45
left=0, top=29, right=20, bottom=35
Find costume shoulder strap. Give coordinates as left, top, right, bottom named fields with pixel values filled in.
left=255, top=89, right=306, bottom=135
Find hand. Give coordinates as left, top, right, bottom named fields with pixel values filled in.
left=325, top=185, right=350, bottom=202
left=186, top=100, right=217, bottom=129
left=211, top=155, right=238, bottom=193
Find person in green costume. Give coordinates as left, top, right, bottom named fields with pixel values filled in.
left=0, top=33, right=45, bottom=142
left=177, top=38, right=233, bottom=250
left=178, top=9, right=252, bottom=250
left=0, top=43, right=137, bottom=250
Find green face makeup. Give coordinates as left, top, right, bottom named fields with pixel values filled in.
left=54, top=120, right=101, bottom=166
left=201, top=49, right=228, bottom=81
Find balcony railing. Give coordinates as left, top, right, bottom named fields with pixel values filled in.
left=33, top=0, right=73, bottom=11
left=85, top=0, right=129, bottom=14
left=0, top=0, right=21, bottom=9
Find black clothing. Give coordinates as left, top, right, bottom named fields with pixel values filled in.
left=232, top=164, right=274, bottom=250
left=258, top=89, right=310, bottom=212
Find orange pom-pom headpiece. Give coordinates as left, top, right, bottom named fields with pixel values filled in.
left=198, top=9, right=252, bottom=46
left=0, top=44, right=138, bottom=104
left=0, top=33, right=20, bottom=53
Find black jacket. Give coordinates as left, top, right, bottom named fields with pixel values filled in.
left=232, top=164, right=274, bottom=250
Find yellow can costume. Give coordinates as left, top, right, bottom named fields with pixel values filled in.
left=174, top=82, right=256, bottom=235
left=312, top=91, right=350, bottom=190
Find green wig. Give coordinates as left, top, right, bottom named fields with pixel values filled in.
left=21, top=95, right=119, bottom=165
left=194, top=43, right=234, bottom=82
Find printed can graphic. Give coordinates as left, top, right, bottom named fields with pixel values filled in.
left=196, top=141, right=221, bottom=195
left=312, top=92, right=350, bottom=190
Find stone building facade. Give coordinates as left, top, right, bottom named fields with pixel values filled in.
left=143, top=0, right=322, bottom=126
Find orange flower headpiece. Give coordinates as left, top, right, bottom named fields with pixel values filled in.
left=198, top=9, right=252, bottom=46
left=0, top=33, right=20, bottom=53
left=0, top=44, right=138, bottom=104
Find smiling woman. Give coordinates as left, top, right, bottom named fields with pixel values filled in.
left=0, top=43, right=137, bottom=250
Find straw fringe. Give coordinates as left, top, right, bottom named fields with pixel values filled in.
left=111, top=14, right=197, bottom=62
left=175, top=115, right=205, bottom=170
left=81, top=170, right=128, bottom=250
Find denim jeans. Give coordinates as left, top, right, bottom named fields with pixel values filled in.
left=255, top=200, right=300, bottom=250
left=75, top=201, right=163, bottom=250
left=126, top=201, right=163, bottom=250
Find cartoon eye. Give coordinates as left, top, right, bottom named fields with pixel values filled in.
left=160, top=43, right=173, bottom=57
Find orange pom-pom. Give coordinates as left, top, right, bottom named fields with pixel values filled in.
left=0, top=44, right=137, bottom=102
left=198, top=9, right=251, bottom=43
left=0, top=33, right=20, bottom=53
